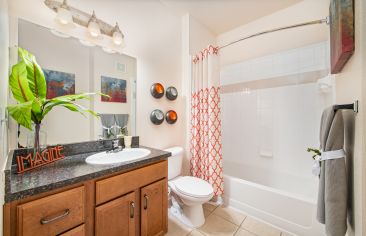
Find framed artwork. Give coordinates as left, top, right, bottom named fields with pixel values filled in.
left=330, top=0, right=355, bottom=74
left=101, top=76, right=127, bottom=103
left=43, top=69, right=75, bottom=99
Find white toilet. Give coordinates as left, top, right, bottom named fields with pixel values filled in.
left=165, top=147, right=214, bottom=228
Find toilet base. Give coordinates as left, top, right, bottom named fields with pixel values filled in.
left=170, top=204, right=205, bottom=228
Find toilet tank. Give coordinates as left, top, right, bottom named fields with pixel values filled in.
left=165, top=147, right=184, bottom=180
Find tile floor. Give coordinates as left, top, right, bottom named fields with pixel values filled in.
left=166, top=204, right=293, bottom=236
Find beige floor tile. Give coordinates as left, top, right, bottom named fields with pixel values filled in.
left=189, top=230, right=206, bottom=236
left=204, top=208, right=212, bottom=217
left=199, top=214, right=239, bottom=236
left=213, top=206, right=246, bottom=226
left=280, top=232, right=295, bottom=236
left=166, top=218, right=192, bottom=236
left=203, top=203, right=218, bottom=212
left=241, top=217, right=281, bottom=236
left=234, top=228, right=256, bottom=236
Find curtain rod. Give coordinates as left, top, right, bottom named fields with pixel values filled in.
left=219, top=17, right=329, bottom=50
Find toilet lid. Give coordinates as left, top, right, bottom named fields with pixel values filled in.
left=174, top=176, right=213, bottom=198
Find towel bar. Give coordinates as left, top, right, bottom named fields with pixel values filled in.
left=334, top=100, right=358, bottom=113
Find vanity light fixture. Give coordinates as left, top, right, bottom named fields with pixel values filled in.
left=56, top=0, right=72, bottom=25
left=112, top=23, right=125, bottom=46
left=88, top=11, right=101, bottom=38
left=45, top=0, right=126, bottom=52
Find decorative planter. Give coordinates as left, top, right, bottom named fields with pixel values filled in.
left=150, top=83, right=165, bottom=99
left=166, top=86, right=178, bottom=101
left=150, top=109, right=164, bottom=125
left=165, top=110, right=177, bottom=124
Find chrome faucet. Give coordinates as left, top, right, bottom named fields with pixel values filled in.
left=108, top=139, right=123, bottom=153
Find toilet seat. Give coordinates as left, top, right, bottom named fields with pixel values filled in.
left=172, top=176, right=213, bottom=198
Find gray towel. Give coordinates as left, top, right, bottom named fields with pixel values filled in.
left=317, top=107, right=347, bottom=236
left=115, top=114, right=129, bottom=128
left=100, top=114, right=115, bottom=138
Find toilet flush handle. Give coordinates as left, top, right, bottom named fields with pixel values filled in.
left=143, top=194, right=149, bottom=210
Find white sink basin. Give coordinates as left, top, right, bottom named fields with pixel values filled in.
left=85, top=148, right=151, bottom=165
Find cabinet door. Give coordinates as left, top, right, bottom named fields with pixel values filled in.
left=141, top=179, right=168, bottom=236
left=95, top=192, right=136, bottom=236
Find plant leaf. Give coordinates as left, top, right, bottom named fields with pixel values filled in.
left=9, top=61, right=35, bottom=103
left=42, top=100, right=72, bottom=118
left=18, top=47, right=47, bottom=99
left=7, top=101, right=33, bottom=130
left=42, top=99, right=99, bottom=119
left=47, top=92, right=109, bottom=103
left=60, top=103, right=87, bottom=118
left=31, top=98, right=43, bottom=122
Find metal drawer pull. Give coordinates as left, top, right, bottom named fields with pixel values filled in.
left=130, top=202, right=135, bottom=218
left=40, top=209, right=70, bottom=225
left=143, top=194, right=149, bottom=210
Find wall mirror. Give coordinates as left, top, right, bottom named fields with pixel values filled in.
left=10, top=19, right=137, bottom=148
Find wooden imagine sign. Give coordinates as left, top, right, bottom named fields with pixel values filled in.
left=16, top=145, right=65, bottom=174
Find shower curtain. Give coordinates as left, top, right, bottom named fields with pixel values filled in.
left=190, top=45, right=224, bottom=197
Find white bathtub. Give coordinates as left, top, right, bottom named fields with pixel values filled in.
left=223, top=162, right=325, bottom=236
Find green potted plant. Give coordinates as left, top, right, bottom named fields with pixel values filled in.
left=7, top=47, right=105, bottom=150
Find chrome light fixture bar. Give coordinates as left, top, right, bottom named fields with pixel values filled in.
left=88, top=11, right=101, bottom=38
left=112, top=23, right=125, bottom=46
left=44, top=0, right=126, bottom=47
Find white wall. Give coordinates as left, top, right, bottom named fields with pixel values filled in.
left=217, top=0, right=330, bottom=66
left=189, top=15, right=216, bottom=55
left=8, top=0, right=185, bottom=151
left=0, top=0, right=9, bottom=233
left=334, top=0, right=366, bottom=235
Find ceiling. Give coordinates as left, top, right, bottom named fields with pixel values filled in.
left=160, top=0, right=302, bottom=35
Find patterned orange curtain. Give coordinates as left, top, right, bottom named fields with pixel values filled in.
left=190, top=45, right=224, bottom=196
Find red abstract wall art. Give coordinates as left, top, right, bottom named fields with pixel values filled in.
left=330, top=0, right=355, bottom=74
left=101, top=76, right=127, bottom=103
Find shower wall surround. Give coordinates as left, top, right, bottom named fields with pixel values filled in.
left=221, top=42, right=329, bottom=87
left=221, top=42, right=333, bottom=198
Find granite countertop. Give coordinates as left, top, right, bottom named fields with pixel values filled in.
left=4, top=144, right=171, bottom=203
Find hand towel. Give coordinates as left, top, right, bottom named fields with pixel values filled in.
left=115, top=114, right=129, bottom=128
left=100, top=114, right=115, bottom=138
left=317, top=107, right=347, bottom=236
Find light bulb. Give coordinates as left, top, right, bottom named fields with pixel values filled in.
left=56, top=0, right=72, bottom=25
left=113, top=31, right=123, bottom=45
left=112, top=22, right=125, bottom=46
left=88, top=11, right=100, bottom=38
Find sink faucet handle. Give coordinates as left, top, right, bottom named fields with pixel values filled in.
left=112, top=139, right=119, bottom=148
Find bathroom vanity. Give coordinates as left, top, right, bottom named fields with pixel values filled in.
left=3, top=139, right=170, bottom=236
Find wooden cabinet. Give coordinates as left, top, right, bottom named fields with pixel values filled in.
left=95, top=192, right=136, bottom=236
left=17, top=186, right=85, bottom=236
left=141, top=179, right=168, bottom=236
left=4, top=160, right=168, bottom=236
left=59, top=224, right=86, bottom=236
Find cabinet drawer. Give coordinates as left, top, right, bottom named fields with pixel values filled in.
left=59, top=224, right=85, bottom=236
left=17, top=186, right=85, bottom=236
left=96, top=160, right=167, bottom=205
